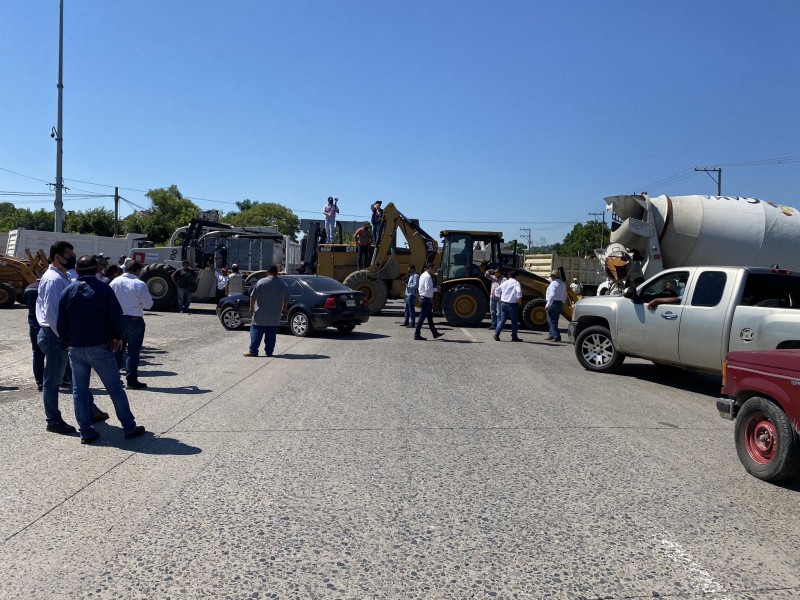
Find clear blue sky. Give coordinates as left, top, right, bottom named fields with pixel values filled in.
left=2, top=0, right=799, bottom=244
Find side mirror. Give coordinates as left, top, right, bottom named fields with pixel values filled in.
left=622, top=287, right=637, bottom=299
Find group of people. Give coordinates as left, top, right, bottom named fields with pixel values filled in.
left=321, top=197, right=389, bottom=270
left=400, top=263, right=445, bottom=341
left=27, top=241, right=150, bottom=444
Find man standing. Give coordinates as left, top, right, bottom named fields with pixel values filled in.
left=414, top=263, right=444, bottom=341
left=485, top=269, right=505, bottom=330
left=110, top=260, right=153, bottom=389
left=371, top=200, right=384, bottom=245
left=37, top=242, right=106, bottom=434
left=570, top=277, right=583, bottom=296
left=401, top=264, right=419, bottom=327
left=171, top=260, right=197, bottom=313
left=546, top=270, right=567, bottom=342
left=494, top=271, right=522, bottom=342
left=244, top=265, right=289, bottom=357
left=354, top=223, right=373, bottom=270
left=323, top=196, right=339, bottom=243
left=226, top=264, right=243, bottom=295
left=57, top=256, right=145, bottom=444
left=23, top=280, right=44, bottom=391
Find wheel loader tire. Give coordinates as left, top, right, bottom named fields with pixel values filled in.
left=140, top=263, right=178, bottom=311
left=442, top=284, right=487, bottom=327
left=522, top=298, right=549, bottom=331
left=342, top=270, right=387, bottom=314
left=0, top=282, right=16, bottom=309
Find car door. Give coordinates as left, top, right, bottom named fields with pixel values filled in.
left=281, top=280, right=304, bottom=326
left=677, top=269, right=733, bottom=371
left=615, top=271, right=690, bottom=362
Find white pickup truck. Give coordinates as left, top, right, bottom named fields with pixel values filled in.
left=568, top=266, right=800, bottom=374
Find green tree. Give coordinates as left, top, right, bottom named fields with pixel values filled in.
left=65, top=207, right=116, bottom=237
left=551, top=220, right=610, bottom=256
left=122, top=185, right=200, bottom=245
left=224, top=201, right=300, bottom=241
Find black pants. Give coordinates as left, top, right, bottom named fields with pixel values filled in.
left=415, top=297, right=439, bottom=337
left=357, top=245, right=370, bottom=269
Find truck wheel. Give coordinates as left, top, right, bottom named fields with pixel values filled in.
left=442, top=284, right=487, bottom=327
left=0, top=282, right=16, bottom=308
left=735, top=396, right=800, bottom=483
left=522, top=298, right=548, bottom=331
left=219, top=307, right=244, bottom=331
left=574, top=325, right=624, bottom=373
left=342, top=270, right=387, bottom=314
left=289, top=310, right=314, bottom=337
left=140, top=263, right=178, bottom=311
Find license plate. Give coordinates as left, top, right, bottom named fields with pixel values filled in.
left=346, top=299, right=356, bottom=307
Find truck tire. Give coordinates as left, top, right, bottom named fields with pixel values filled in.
left=442, top=284, right=487, bottom=327
left=140, top=263, right=178, bottom=311
left=574, top=325, right=624, bottom=373
left=522, top=298, right=548, bottom=331
left=735, top=396, right=800, bottom=483
left=0, top=282, right=16, bottom=308
left=342, top=270, right=387, bottom=314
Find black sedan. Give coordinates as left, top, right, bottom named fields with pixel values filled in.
left=216, top=275, right=370, bottom=337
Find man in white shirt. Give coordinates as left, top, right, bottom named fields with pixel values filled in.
left=226, top=264, right=243, bottom=295
left=110, top=261, right=154, bottom=389
left=414, top=263, right=444, bottom=341
left=545, top=271, right=567, bottom=342
left=322, top=197, right=339, bottom=243
left=494, top=270, right=523, bottom=342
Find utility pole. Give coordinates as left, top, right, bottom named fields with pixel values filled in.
left=588, top=211, right=607, bottom=249
left=694, top=167, right=722, bottom=196
left=53, top=0, right=65, bottom=233
left=519, top=228, right=532, bottom=250
left=114, top=187, right=119, bottom=236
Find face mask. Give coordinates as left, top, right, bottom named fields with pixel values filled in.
left=62, top=255, right=77, bottom=270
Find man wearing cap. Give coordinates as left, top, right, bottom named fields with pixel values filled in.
left=570, top=277, right=583, bottom=296
left=354, top=222, right=373, bottom=269
left=546, top=271, right=567, bottom=342
left=371, top=200, right=385, bottom=245
left=323, top=196, right=339, bottom=243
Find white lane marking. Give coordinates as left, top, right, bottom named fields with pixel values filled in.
left=658, top=533, right=731, bottom=599
left=460, top=328, right=475, bottom=341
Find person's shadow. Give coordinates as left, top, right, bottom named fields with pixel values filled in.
left=87, top=425, right=202, bottom=455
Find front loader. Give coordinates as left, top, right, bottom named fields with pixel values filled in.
left=0, top=249, right=49, bottom=308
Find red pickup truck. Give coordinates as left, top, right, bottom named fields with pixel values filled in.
left=717, top=350, right=800, bottom=483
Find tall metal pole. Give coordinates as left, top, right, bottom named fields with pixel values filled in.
left=114, top=187, right=119, bottom=236
left=53, top=0, right=65, bottom=233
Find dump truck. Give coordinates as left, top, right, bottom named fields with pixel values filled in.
left=5, top=227, right=148, bottom=260
left=0, top=249, right=49, bottom=308
left=595, top=194, right=800, bottom=294
left=524, top=253, right=604, bottom=296
left=130, top=219, right=301, bottom=311
left=316, top=202, right=578, bottom=329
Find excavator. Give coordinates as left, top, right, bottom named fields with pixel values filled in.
left=315, top=202, right=578, bottom=329
left=0, top=249, right=49, bottom=308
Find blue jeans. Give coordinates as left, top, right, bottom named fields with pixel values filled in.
left=489, top=297, right=500, bottom=328
left=414, top=297, right=439, bottom=337
left=548, top=300, right=563, bottom=340
left=29, top=324, right=45, bottom=387
left=69, top=345, right=137, bottom=439
left=116, top=316, right=145, bottom=382
left=37, top=327, right=69, bottom=424
left=495, top=302, right=520, bottom=340
left=178, top=287, right=192, bottom=312
left=403, top=294, right=417, bottom=325
left=249, top=325, right=278, bottom=356
left=325, top=219, right=335, bottom=243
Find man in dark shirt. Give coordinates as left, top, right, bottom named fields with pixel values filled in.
left=23, top=281, right=45, bottom=391
left=171, top=260, right=197, bottom=313
left=57, top=256, right=145, bottom=444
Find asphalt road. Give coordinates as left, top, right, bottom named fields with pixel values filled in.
left=0, top=299, right=798, bottom=599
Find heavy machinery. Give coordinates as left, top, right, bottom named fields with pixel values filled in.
left=316, top=202, right=577, bottom=329
left=0, top=249, right=49, bottom=308
left=596, top=194, right=800, bottom=294
left=131, top=219, right=301, bottom=311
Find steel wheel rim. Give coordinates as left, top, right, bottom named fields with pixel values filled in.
left=148, top=277, right=169, bottom=299
left=531, top=307, right=547, bottom=325
left=744, top=412, right=778, bottom=464
left=454, top=295, right=477, bottom=318
left=222, top=309, right=241, bottom=329
left=581, top=333, right=614, bottom=366
left=292, top=313, right=308, bottom=335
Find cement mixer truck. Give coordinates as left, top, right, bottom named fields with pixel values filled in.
left=595, top=194, right=800, bottom=294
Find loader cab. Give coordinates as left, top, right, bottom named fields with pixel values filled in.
left=439, top=231, right=506, bottom=282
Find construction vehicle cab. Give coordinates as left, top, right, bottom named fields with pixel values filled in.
left=0, top=249, right=49, bottom=309
left=437, top=230, right=577, bottom=329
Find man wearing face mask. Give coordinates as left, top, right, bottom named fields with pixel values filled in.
left=37, top=242, right=107, bottom=434
left=110, top=260, right=153, bottom=389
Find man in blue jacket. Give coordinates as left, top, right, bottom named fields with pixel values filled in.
left=57, top=255, right=145, bottom=444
